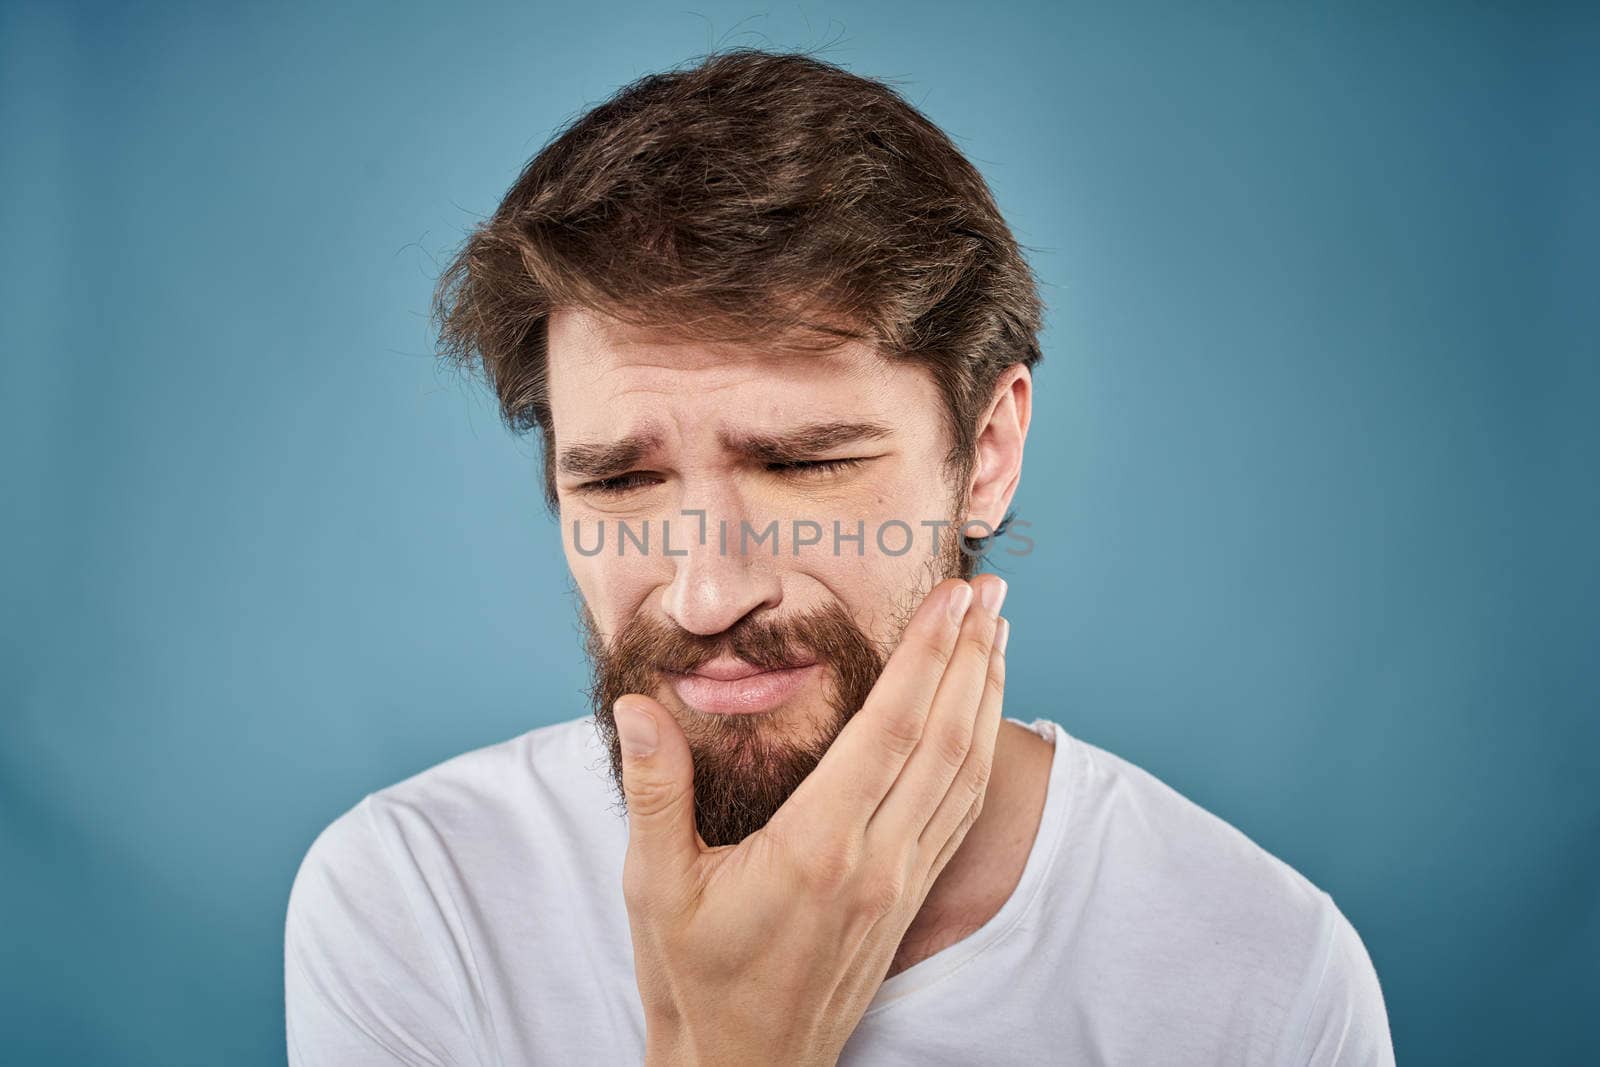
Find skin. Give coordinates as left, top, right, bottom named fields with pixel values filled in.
left=547, top=307, right=1053, bottom=1063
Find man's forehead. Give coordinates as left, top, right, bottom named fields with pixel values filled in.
left=546, top=306, right=888, bottom=385
left=544, top=308, right=920, bottom=451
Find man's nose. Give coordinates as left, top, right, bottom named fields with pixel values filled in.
left=659, top=509, right=783, bottom=637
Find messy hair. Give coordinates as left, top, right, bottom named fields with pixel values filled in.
left=433, top=47, right=1044, bottom=565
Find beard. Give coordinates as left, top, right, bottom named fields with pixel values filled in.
left=585, top=597, right=884, bottom=846
left=584, top=511, right=967, bottom=847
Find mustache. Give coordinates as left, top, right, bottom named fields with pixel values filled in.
left=617, top=612, right=832, bottom=677
left=585, top=598, right=888, bottom=700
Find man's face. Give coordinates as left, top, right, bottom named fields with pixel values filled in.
left=547, top=308, right=968, bottom=845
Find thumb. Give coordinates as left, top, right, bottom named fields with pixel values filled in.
left=613, top=694, right=701, bottom=881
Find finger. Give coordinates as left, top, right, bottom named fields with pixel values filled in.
left=837, top=620, right=1004, bottom=1013
left=865, top=575, right=1006, bottom=849
left=613, top=695, right=701, bottom=898
left=772, top=578, right=975, bottom=849
left=918, top=615, right=1007, bottom=876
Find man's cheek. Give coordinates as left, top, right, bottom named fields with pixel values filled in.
left=575, top=563, right=655, bottom=635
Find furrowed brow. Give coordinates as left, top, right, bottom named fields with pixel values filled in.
left=557, top=430, right=663, bottom=479
left=725, top=420, right=894, bottom=465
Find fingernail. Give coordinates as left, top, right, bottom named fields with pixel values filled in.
left=995, top=617, right=1011, bottom=655
left=981, top=577, right=1008, bottom=614
left=614, top=701, right=658, bottom=757
left=948, top=582, right=974, bottom=623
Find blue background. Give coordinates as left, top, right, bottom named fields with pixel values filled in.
left=3, top=2, right=1595, bottom=1063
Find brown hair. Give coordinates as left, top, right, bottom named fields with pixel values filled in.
left=433, top=47, right=1044, bottom=565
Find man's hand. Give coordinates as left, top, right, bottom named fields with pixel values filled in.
left=611, top=575, right=1010, bottom=1066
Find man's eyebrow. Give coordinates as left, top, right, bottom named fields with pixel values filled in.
left=723, top=420, right=895, bottom=464
left=557, top=430, right=664, bottom=479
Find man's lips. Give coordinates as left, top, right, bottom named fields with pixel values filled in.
left=667, top=657, right=819, bottom=715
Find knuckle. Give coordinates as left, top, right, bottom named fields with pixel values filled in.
left=984, top=669, right=1006, bottom=701
left=984, top=656, right=1007, bottom=699
left=934, top=725, right=973, bottom=771
left=946, top=762, right=992, bottom=827
left=856, top=865, right=908, bottom=918
left=877, top=706, right=925, bottom=757
left=625, top=777, right=683, bottom=819
left=962, top=764, right=991, bottom=813
left=959, top=794, right=985, bottom=835
left=921, top=633, right=955, bottom=671
left=620, top=862, right=656, bottom=911
left=958, top=631, right=993, bottom=667
left=946, top=793, right=985, bottom=849
left=800, top=838, right=862, bottom=893
left=953, top=806, right=979, bottom=844
left=965, top=741, right=997, bottom=790
left=967, top=746, right=996, bottom=789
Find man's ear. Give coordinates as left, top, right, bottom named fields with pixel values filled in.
left=962, top=364, right=1033, bottom=538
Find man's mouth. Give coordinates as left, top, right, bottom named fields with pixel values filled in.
left=666, top=656, right=820, bottom=716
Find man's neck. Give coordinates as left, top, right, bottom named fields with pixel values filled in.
left=885, top=718, right=1056, bottom=979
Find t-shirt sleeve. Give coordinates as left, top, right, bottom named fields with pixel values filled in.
left=284, top=797, right=479, bottom=1066
left=1288, top=896, right=1396, bottom=1067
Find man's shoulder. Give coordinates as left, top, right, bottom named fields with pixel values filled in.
left=1048, top=729, right=1391, bottom=1061
left=288, top=715, right=613, bottom=906
left=1062, top=730, right=1333, bottom=926
left=284, top=717, right=616, bottom=1061
left=366, top=713, right=608, bottom=817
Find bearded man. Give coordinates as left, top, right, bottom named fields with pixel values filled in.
left=285, top=48, right=1393, bottom=1066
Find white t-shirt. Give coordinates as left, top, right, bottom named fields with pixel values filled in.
left=285, top=716, right=1394, bottom=1065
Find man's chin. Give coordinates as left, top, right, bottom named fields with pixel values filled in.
left=671, top=698, right=845, bottom=846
